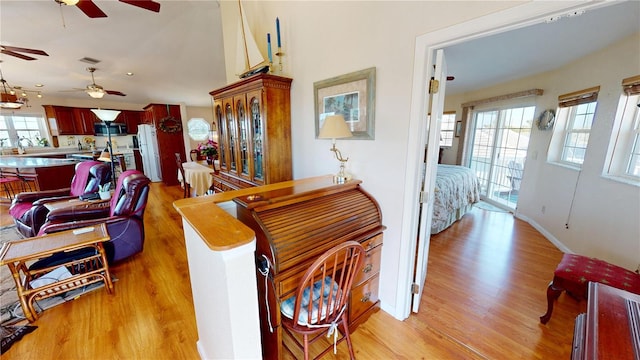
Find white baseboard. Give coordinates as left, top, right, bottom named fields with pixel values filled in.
left=515, top=213, right=573, bottom=254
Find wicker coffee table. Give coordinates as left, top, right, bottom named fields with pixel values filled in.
left=0, top=223, right=114, bottom=322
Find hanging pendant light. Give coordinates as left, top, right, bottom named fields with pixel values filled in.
left=0, top=67, right=24, bottom=109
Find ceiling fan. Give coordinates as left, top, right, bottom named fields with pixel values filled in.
left=0, top=45, right=49, bottom=61
left=55, top=0, right=161, bottom=18
left=71, top=67, right=126, bottom=98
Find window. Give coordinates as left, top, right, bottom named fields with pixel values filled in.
left=0, top=114, right=48, bottom=148
left=552, top=86, right=600, bottom=167
left=439, top=112, right=456, bottom=147
left=187, top=118, right=210, bottom=141
left=605, top=75, right=640, bottom=183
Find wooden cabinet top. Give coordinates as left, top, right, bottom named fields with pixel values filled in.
left=209, top=74, right=292, bottom=98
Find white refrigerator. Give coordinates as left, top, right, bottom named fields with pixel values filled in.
left=137, top=124, right=162, bottom=182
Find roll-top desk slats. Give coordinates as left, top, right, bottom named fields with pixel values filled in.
left=234, top=179, right=384, bottom=359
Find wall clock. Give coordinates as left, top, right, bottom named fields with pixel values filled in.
left=537, top=109, right=555, bottom=130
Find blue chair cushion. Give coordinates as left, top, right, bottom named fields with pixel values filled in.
left=281, top=276, right=341, bottom=325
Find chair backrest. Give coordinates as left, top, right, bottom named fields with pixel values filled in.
left=70, top=161, right=109, bottom=196
left=86, top=162, right=112, bottom=193
left=109, top=170, right=151, bottom=219
left=175, top=152, right=186, bottom=177
left=284, top=241, right=365, bottom=329
left=189, top=149, right=199, bottom=161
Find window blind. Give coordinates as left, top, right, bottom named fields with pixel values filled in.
left=558, top=86, right=600, bottom=108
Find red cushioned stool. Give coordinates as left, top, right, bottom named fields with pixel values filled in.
left=540, top=253, right=640, bottom=324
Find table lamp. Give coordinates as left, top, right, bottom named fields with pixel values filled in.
left=91, top=108, right=121, bottom=187
left=318, top=114, right=353, bottom=183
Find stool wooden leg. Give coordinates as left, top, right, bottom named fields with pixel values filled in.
left=540, top=280, right=563, bottom=324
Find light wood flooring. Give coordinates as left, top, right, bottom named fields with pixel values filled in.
left=0, top=183, right=582, bottom=359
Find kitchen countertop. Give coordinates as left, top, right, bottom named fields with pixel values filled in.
left=0, top=156, right=79, bottom=168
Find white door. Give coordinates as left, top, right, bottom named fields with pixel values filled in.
left=411, top=49, right=447, bottom=312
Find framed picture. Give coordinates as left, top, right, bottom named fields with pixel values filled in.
left=455, top=121, right=462, bottom=137
left=314, top=67, right=376, bottom=140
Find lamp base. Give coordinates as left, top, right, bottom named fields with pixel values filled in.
left=333, top=174, right=351, bottom=184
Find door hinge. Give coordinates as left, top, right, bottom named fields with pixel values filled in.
left=429, top=78, right=439, bottom=94
left=419, top=191, right=427, bottom=204
left=411, top=283, right=420, bottom=294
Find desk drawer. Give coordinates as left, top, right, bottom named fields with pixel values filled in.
left=350, top=273, right=379, bottom=324
left=354, top=244, right=381, bottom=286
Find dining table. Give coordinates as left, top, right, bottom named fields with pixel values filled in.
left=177, top=161, right=214, bottom=197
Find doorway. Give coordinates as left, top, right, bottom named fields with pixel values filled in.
left=468, top=106, right=534, bottom=210
left=401, top=1, right=619, bottom=319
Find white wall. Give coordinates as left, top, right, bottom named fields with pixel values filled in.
left=443, top=33, right=640, bottom=270
left=219, top=0, right=523, bottom=317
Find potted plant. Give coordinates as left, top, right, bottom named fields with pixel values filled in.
left=98, top=183, right=111, bottom=200
left=197, top=139, right=218, bottom=165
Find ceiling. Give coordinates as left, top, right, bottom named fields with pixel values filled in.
left=0, top=0, right=228, bottom=108
left=444, top=1, right=640, bottom=95
left=0, top=1, right=638, bottom=109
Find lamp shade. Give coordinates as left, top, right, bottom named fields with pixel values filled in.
left=97, top=148, right=113, bottom=162
left=91, top=109, right=121, bottom=122
left=318, top=115, right=352, bottom=139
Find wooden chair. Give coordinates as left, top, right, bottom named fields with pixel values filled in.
left=189, top=149, right=199, bottom=161
left=280, top=241, right=365, bottom=360
left=175, top=153, right=190, bottom=198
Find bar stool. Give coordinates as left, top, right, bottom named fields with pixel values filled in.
left=0, top=169, right=23, bottom=201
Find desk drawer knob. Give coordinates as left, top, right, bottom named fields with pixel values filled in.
left=362, top=264, right=373, bottom=273
left=360, top=292, right=371, bottom=303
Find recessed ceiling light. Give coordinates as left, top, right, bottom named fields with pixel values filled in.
left=35, top=84, right=44, bottom=88
left=126, top=72, right=134, bottom=76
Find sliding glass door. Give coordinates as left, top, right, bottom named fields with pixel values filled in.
left=468, top=106, right=534, bottom=210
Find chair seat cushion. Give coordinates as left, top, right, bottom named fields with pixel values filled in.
left=9, top=201, right=32, bottom=220
left=554, top=254, right=640, bottom=298
left=281, top=276, right=341, bottom=325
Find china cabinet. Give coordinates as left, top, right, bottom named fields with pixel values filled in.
left=209, top=74, right=292, bottom=192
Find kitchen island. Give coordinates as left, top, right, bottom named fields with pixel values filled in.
left=0, top=156, right=79, bottom=191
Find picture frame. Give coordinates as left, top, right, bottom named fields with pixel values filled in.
left=314, top=67, right=376, bottom=140
left=455, top=121, right=462, bottom=138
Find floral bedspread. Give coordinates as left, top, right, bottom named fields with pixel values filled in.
left=431, top=165, right=480, bottom=234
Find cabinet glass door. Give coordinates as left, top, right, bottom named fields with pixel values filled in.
left=248, top=92, right=264, bottom=183
left=215, top=102, right=226, bottom=170
left=237, top=97, right=251, bottom=179
left=224, top=102, right=237, bottom=173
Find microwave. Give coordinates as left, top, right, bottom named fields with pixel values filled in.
left=94, top=122, right=128, bottom=136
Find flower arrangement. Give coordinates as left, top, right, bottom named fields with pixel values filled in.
left=83, top=137, right=96, bottom=149
left=197, top=139, right=218, bottom=157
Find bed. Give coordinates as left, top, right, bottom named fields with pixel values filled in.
left=431, top=164, right=480, bottom=234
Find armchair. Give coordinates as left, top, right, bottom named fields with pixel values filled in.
left=38, top=170, right=151, bottom=264
left=9, top=161, right=111, bottom=238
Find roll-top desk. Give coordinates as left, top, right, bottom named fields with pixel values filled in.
left=233, top=179, right=385, bottom=359
left=572, top=282, right=640, bottom=360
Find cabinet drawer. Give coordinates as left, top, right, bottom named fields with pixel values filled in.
left=350, top=274, right=379, bottom=323
left=361, top=234, right=383, bottom=252
left=354, top=244, right=381, bottom=286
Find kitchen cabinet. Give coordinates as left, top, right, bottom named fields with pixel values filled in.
left=43, top=105, right=76, bottom=135
left=73, top=108, right=100, bottom=135
left=209, top=74, right=292, bottom=192
left=116, top=110, right=143, bottom=134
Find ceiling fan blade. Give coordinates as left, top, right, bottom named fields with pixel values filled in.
left=0, top=50, right=37, bottom=61
left=76, top=0, right=107, bottom=18
left=0, top=45, right=49, bottom=57
left=105, top=90, right=127, bottom=96
left=119, top=0, right=161, bottom=13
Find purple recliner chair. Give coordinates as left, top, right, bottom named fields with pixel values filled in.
left=38, top=170, right=151, bottom=264
left=9, top=161, right=111, bottom=238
